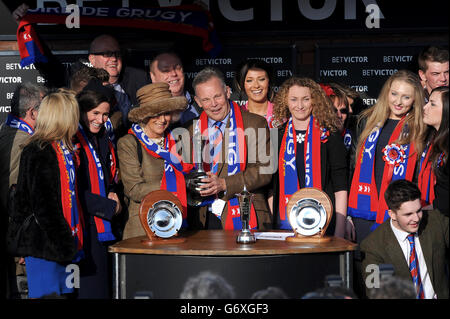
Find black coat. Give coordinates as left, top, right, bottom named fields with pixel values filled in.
left=74, top=126, right=118, bottom=299
left=7, top=141, right=77, bottom=263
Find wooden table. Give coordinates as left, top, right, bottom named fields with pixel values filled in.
left=108, top=230, right=357, bottom=299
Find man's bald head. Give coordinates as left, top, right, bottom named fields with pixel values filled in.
left=89, top=34, right=120, bottom=53
left=88, top=35, right=122, bottom=84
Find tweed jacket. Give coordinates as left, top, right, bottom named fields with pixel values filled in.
left=0, top=125, right=30, bottom=213
left=117, top=133, right=165, bottom=239
left=360, top=210, right=449, bottom=299
left=184, top=108, right=273, bottom=230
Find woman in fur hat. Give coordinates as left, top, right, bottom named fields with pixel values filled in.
left=117, top=82, right=193, bottom=240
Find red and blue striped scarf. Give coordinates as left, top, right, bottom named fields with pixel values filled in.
left=129, top=124, right=193, bottom=224
left=348, top=117, right=417, bottom=230
left=76, top=125, right=117, bottom=242
left=17, top=5, right=221, bottom=68
left=418, top=142, right=445, bottom=206
left=5, top=114, right=34, bottom=135
left=278, top=115, right=327, bottom=229
left=52, top=141, right=84, bottom=262
left=195, top=101, right=258, bottom=230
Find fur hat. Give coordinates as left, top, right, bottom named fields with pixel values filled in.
left=128, top=82, right=187, bottom=123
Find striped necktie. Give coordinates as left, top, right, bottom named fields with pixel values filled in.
left=407, top=234, right=425, bottom=299
left=210, top=121, right=223, bottom=174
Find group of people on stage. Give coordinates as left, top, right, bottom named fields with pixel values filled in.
left=1, top=26, right=448, bottom=300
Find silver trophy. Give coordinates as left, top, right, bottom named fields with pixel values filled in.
left=235, top=185, right=256, bottom=244
left=186, top=122, right=208, bottom=206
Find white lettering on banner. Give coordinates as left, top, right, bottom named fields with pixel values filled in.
left=320, top=70, right=348, bottom=77
left=383, top=56, right=413, bottom=63
left=0, top=106, right=12, bottom=112
left=5, top=63, right=36, bottom=70
left=195, top=58, right=232, bottom=66
left=249, top=57, right=283, bottom=64
left=277, top=70, right=292, bottom=77
left=331, top=56, right=368, bottom=63
left=36, top=0, right=384, bottom=23
left=0, top=77, right=22, bottom=84
left=226, top=71, right=235, bottom=78
left=363, top=98, right=378, bottom=105
left=350, top=85, right=368, bottom=92
left=299, top=0, right=337, bottom=20
left=218, top=0, right=253, bottom=22
left=185, top=72, right=198, bottom=79
left=362, top=69, right=398, bottom=76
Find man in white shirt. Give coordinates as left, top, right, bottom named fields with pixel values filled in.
left=361, top=179, right=449, bottom=299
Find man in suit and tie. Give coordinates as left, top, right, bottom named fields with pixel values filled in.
left=183, top=67, right=273, bottom=230
left=361, top=179, right=449, bottom=299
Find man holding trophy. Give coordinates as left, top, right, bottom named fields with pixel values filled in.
left=183, top=67, right=273, bottom=231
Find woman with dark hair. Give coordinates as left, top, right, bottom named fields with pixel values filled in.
left=271, top=77, right=349, bottom=238
left=234, top=60, right=277, bottom=128
left=418, top=86, right=449, bottom=216
left=348, top=70, right=426, bottom=242
left=74, top=82, right=121, bottom=298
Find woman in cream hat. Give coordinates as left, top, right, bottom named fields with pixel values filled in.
left=117, top=82, right=193, bottom=239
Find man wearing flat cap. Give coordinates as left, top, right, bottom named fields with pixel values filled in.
left=117, top=82, right=194, bottom=239
left=183, top=67, right=273, bottom=230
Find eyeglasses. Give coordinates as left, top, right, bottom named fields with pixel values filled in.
left=339, top=108, right=349, bottom=115
left=90, top=51, right=122, bottom=58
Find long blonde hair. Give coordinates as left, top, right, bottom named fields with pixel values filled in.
left=355, top=70, right=425, bottom=162
left=27, top=91, right=80, bottom=152
left=273, top=77, right=340, bottom=131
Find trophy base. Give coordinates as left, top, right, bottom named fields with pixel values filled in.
left=236, top=230, right=256, bottom=244
left=141, top=237, right=186, bottom=246
left=285, top=234, right=332, bottom=243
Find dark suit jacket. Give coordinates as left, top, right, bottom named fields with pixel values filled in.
left=184, top=109, right=273, bottom=230
left=360, top=210, right=449, bottom=299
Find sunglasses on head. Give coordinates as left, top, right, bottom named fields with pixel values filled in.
left=90, top=51, right=122, bottom=58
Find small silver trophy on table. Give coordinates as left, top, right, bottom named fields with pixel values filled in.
left=186, top=123, right=208, bottom=206
left=236, top=185, right=256, bottom=244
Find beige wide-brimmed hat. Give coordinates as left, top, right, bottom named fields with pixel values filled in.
left=128, top=82, right=187, bottom=123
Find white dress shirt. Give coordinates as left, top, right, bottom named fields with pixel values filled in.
left=390, top=220, right=436, bottom=299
